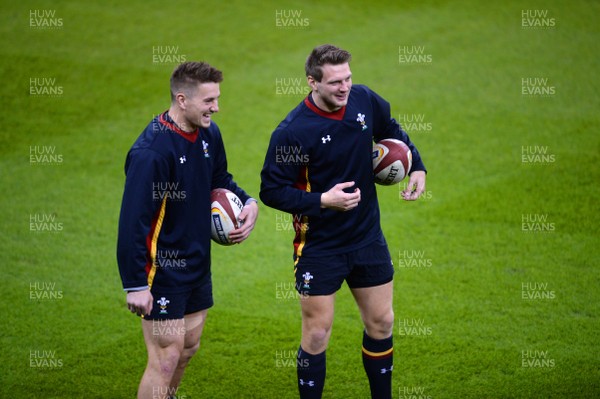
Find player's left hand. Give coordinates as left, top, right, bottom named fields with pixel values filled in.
left=229, top=201, right=259, bottom=243
left=401, top=171, right=427, bottom=201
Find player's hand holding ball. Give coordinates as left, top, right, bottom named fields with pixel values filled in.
left=210, top=188, right=258, bottom=245
left=371, top=138, right=426, bottom=201
left=229, top=200, right=258, bottom=244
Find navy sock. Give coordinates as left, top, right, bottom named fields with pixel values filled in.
left=362, top=332, right=393, bottom=399
left=297, top=346, right=326, bottom=399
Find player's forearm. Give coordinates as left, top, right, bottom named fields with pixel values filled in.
left=259, top=185, right=322, bottom=216
left=117, top=246, right=149, bottom=289
left=116, top=199, right=156, bottom=292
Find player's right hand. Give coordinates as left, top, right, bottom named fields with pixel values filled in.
left=321, top=181, right=361, bottom=212
left=126, top=289, right=153, bottom=317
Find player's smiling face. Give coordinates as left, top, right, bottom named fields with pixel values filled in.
left=183, top=82, right=220, bottom=130
left=309, top=63, right=352, bottom=112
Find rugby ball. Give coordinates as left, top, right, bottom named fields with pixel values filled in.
left=210, top=188, right=244, bottom=245
left=372, top=138, right=412, bottom=185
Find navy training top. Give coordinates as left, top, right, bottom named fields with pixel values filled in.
left=117, top=112, right=251, bottom=292
left=260, top=85, right=426, bottom=258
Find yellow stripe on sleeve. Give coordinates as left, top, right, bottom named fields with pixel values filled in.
left=147, top=196, right=167, bottom=289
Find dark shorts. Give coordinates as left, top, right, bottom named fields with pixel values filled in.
left=143, top=279, right=213, bottom=320
left=294, top=237, right=394, bottom=296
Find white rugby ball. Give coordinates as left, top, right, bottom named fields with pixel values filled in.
left=372, top=138, right=412, bottom=185
left=210, top=188, right=244, bottom=246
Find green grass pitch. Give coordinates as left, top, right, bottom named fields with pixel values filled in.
left=1, top=0, right=599, bottom=397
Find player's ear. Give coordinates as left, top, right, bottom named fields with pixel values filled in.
left=175, top=92, right=186, bottom=109
left=307, top=76, right=318, bottom=91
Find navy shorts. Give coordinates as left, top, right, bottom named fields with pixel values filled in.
left=294, top=237, right=394, bottom=296
left=143, top=279, right=213, bottom=320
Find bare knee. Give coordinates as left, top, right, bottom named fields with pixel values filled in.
left=300, top=295, right=335, bottom=354
left=178, top=340, right=200, bottom=367
left=308, top=326, right=331, bottom=345
left=151, top=345, right=183, bottom=377
left=302, top=324, right=332, bottom=353
left=366, top=309, right=394, bottom=339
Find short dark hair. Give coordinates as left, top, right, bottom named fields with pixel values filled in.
left=170, top=62, right=223, bottom=101
left=305, top=44, right=352, bottom=82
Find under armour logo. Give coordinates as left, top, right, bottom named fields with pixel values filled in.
left=321, top=135, right=331, bottom=144
left=179, top=155, right=186, bottom=164
left=299, top=379, right=315, bottom=387
left=380, top=365, right=394, bottom=374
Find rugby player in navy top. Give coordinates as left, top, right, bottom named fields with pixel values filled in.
left=117, top=62, right=258, bottom=399
left=260, top=45, right=426, bottom=399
